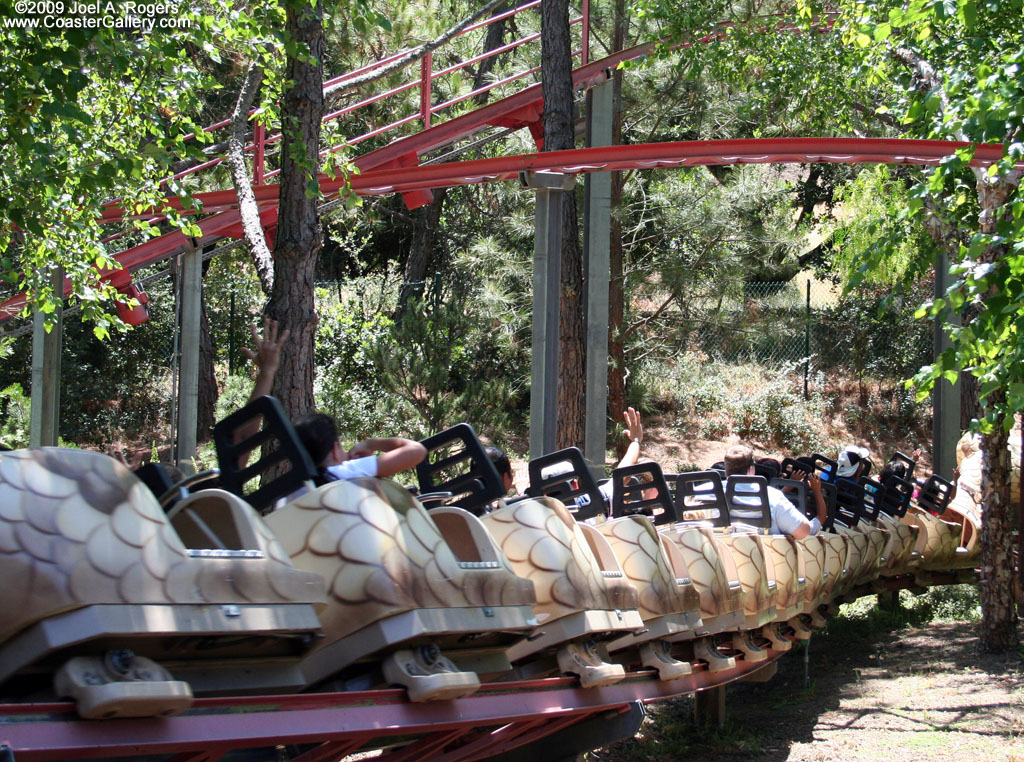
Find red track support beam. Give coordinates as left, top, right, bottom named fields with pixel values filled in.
left=288, top=738, right=370, bottom=762
left=382, top=728, right=471, bottom=761
left=0, top=660, right=783, bottom=762
left=420, top=52, right=433, bottom=129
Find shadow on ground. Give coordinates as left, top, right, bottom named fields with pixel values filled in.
left=590, top=617, right=1024, bottom=762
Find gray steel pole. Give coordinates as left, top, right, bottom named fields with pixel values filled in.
left=525, top=171, right=575, bottom=459
left=583, top=76, right=614, bottom=478
left=932, top=249, right=961, bottom=477
left=175, top=242, right=202, bottom=474
left=29, top=266, right=63, bottom=447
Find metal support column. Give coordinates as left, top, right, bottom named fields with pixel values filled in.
left=694, top=685, right=726, bottom=728
left=933, top=249, right=960, bottom=478
left=524, top=171, right=575, bottom=460
left=29, top=267, right=63, bottom=447
left=583, top=76, right=614, bottom=477
left=176, top=242, right=202, bottom=474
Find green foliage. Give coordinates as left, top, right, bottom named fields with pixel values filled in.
left=827, top=586, right=982, bottom=643
left=828, top=166, right=934, bottom=287
left=0, top=0, right=230, bottom=327
left=0, top=278, right=175, bottom=447
left=0, top=383, right=30, bottom=449
left=656, top=356, right=827, bottom=453
left=313, top=285, right=405, bottom=440
left=368, top=290, right=522, bottom=440
left=214, top=374, right=254, bottom=426
left=816, top=279, right=933, bottom=384
left=834, top=0, right=1024, bottom=434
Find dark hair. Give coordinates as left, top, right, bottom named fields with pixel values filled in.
left=879, top=459, right=908, bottom=487
left=484, top=445, right=512, bottom=480
left=294, top=413, right=338, bottom=469
left=723, top=444, right=754, bottom=477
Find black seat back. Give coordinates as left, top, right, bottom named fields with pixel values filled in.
left=889, top=450, right=917, bottom=481
left=135, top=462, right=179, bottom=503
left=610, top=461, right=676, bottom=525
left=770, top=477, right=807, bottom=516
left=834, top=478, right=866, bottom=527
left=879, top=474, right=913, bottom=518
left=819, top=480, right=838, bottom=530
left=725, top=475, right=772, bottom=531
left=810, top=453, right=839, bottom=482
left=859, top=476, right=886, bottom=521
left=674, top=470, right=730, bottom=528
left=917, top=473, right=954, bottom=516
left=212, top=395, right=318, bottom=513
left=416, top=423, right=505, bottom=515
left=779, top=457, right=806, bottom=478
left=526, top=447, right=606, bottom=521
left=754, top=460, right=780, bottom=480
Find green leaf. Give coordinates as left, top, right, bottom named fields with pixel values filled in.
left=958, top=0, right=978, bottom=26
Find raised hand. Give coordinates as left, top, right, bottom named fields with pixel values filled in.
left=243, top=316, right=291, bottom=374
left=623, top=407, right=643, bottom=444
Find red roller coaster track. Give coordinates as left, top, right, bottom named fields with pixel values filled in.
left=0, top=659, right=782, bottom=762
left=1, top=5, right=1016, bottom=324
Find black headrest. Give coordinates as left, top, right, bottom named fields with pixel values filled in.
left=526, top=447, right=606, bottom=521
left=610, top=461, right=676, bottom=525
left=769, top=477, right=807, bottom=516
left=725, top=474, right=771, bottom=531
left=879, top=474, right=913, bottom=518
left=674, top=470, right=730, bottom=528
left=834, top=477, right=865, bottom=527
left=416, top=423, right=505, bottom=515
left=810, top=453, right=839, bottom=482
left=212, top=395, right=319, bottom=513
left=917, top=473, right=954, bottom=516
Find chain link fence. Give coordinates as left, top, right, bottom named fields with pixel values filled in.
left=690, top=277, right=933, bottom=383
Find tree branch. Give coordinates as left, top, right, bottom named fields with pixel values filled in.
left=323, top=0, right=507, bottom=102
left=849, top=100, right=904, bottom=130
left=226, top=61, right=275, bottom=295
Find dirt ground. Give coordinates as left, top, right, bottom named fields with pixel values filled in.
left=590, top=621, right=1024, bottom=762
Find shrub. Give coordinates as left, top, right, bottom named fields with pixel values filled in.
left=0, top=383, right=30, bottom=449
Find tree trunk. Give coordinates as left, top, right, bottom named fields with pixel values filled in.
left=960, top=370, right=982, bottom=431
left=396, top=187, right=448, bottom=319
left=227, top=61, right=274, bottom=296
left=974, top=168, right=1022, bottom=653
left=607, top=0, right=627, bottom=457
left=979, top=399, right=1017, bottom=651
left=395, top=9, right=508, bottom=320
left=266, top=0, right=324, bottom=422
left=541, top=0, right=584, bottom=449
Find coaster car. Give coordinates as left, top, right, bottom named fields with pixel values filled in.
left=413, top=433, right=647, bottom=688
left=265, top=477, right=538, bottom=700
left=216, top=409, right=539, bottom=702
left=0, top=443, right=325, bottom=719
